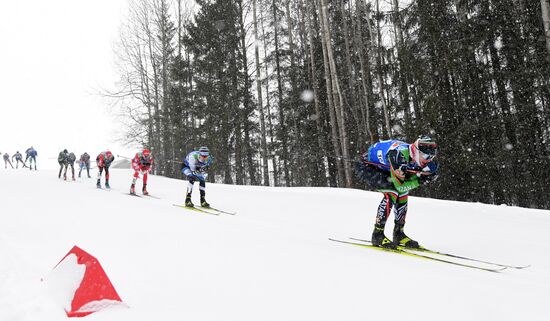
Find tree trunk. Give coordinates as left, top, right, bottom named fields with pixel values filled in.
left=260, top=7, right=280, bottom=186
left=319, top=0, right=352, bottom=187
left=253, top=0, right=270, bottom=186
left=305, top=0, right=328, bottom=185
left=317, top=0, right=345, bottom=187
left=272, top=0, right=291, bottom=186
left=373, top=0, right=392, bottom=138
left=542, top=0, right=550, bottom=57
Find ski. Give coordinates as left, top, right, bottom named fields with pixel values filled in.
left=143, top=194, right=161, bottom=199
left=172, top=204, right=220, bottom=216
left=350, top=237, right=530, bottom=269
left=201, top=206, right=236, bottom=215
left=328, top=238, right=506, bottom=273
left=128, top=193, right=143, bottom=198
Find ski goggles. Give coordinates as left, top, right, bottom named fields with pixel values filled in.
left=418, top=144, right=437, bottom=160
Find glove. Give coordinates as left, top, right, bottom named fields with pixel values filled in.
left=419, top=173, right=439, bottom=185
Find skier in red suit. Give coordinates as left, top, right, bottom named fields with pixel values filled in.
left=96, top=150, right=115, bottom=189
left=130, top=149, right=153, bottom=195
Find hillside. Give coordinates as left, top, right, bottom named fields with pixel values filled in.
left=0, top=168, right=548, bottom=321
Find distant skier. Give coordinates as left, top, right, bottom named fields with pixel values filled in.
left=130, top=149, right=153, bottom=195
left=3, top=153, right=14, bottom=169
left=12, top=151, right=27, bottom=169
left=25, top=146, right=37, bottom=170
left=355, top=135, right=439, bottom=249
left=182, top=146, right=213, bottom=207
left=67, top=152, right=76, bottom=181
left=58, top=149, right=69, bottom=179
left=96, top=151, right=115, bottom=188
left=78, top=152, right=91, bottom=178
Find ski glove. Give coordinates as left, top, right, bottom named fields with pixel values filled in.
left=420, top=173, right=439, bottom=185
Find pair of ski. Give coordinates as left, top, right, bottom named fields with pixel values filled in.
left=128, top=193, right=160, bottom=199
left=329, top=237, right=529, bottom=272
left=172, top=204, right=236, bottom=216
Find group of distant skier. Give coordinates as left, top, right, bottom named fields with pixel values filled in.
left=2, top=147, right=38, bottom=170
left=56, top=146, right=213, bottom=208
left=57, top=150, right=92, bottom=180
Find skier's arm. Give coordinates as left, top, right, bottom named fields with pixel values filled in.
left=387, top=150, right=420, bottom=193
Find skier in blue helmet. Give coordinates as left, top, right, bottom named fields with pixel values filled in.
left=181, top=146, right=213, bottom=208
left=356, top=135, right=439, bottom=249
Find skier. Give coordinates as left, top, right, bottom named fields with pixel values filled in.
left=78, top=152, right=91, bottom=178
left=67, top=152, right=77, bottom=181
left=12, top=151, right=27, bottom=169
left=58, top=149, right=69, bottom=179
left=96, top=150, right=115, bottom=188
left=25, top=146, right=37, bottom=170
left=355, top=135, right=439, bottom=249
left=182, top=146, right=213, bottom=207
left=130, top=149, right=153, bottom=195
left=3, top=153, right=14, bottom=169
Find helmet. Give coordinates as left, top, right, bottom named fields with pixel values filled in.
left=63, top=149, right=68, bottom=153
left=198, top=146, right=209, bottom=157
left=105, top=150, right=114, bottom=160
left=141, top=149, right=152, bottom=165
left=411, top=135, right=437, bottom=165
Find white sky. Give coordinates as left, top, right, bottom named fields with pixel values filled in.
left=0, top=0, right=133, bottom=165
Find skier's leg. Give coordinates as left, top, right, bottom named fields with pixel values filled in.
left=58, top=163, right=63, bottom=178
left=97, top=167, right=103, bottom=187
left=372, top=190, right=398, bottom=248
left=142, top=172, right=148, bottom=194
left=393, top=193, right=419, bottom=248
left=71, top=164, right=75, bottom=180
left=199, top=180, right=209, bottom=207
left=86, top=163, right=90, bottom=178
left=130, top=170, right=139, bottom=194
left=185, top=176, right=195, bottom=207
left=104, top=167, right=110, bottom=188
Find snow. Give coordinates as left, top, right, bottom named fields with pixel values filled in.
left=1, top=167, right=549, bottom=321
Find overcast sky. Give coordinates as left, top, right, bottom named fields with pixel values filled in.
left=0, top=0, right=133, bottom=166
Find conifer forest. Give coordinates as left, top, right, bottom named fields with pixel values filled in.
left=108, top=0, right=550, bottom=209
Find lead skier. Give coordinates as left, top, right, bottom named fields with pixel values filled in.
left=356, top=135, right=439, bottom=249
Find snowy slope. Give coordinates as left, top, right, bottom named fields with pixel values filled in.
left=0, top=168, right=549, bottom=321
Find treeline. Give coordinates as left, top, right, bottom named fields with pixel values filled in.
left=108, top=0, right=550, bottom=209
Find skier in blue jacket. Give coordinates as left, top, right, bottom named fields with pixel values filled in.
left=181, top=146, right=213, bottom=208
left=25, top=146, right=37, bottom=170
left=356, top=135, right=439, bottom=249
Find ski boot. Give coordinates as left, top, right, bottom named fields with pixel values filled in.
left=105, top=181, right=111, bottom=189
left=63, top=174, right=67, bottom=181
left=185, top=194, right=194, bottom=207
left=142, top=184, right=149, bottom=196
left=130, top=184, right=136, bottom=195
left=393, top=223, right=420, bottom=249
left=200, top=197, right=210, bottom=208
left=371, top=224, right=397, bottom=249
left=96, top=180, right=101, bottom=188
